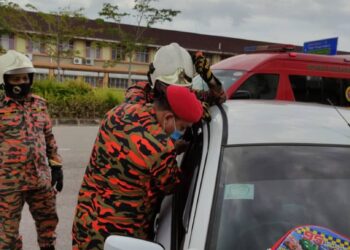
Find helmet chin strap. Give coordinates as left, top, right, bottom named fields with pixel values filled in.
left=147, top=63, right=155, bottom=87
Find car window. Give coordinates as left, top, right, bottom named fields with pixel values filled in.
left=171, top=124, right=204, bottom=250
left=233, top=73, right=279, bottom=99
left=206, top=145, right=350, bottom=250
left=192, top=69, right=245, bottom=92
left=289, top=75, right=350, bottom=106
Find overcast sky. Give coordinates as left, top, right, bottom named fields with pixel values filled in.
left=13, top=0, right=350, bottom=51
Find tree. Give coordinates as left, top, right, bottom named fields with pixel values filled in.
left=0, top=0, right=28, bottom=53
left=99, top=0, right=180, bottom=86
left=0, top=1, right=91, bottom=81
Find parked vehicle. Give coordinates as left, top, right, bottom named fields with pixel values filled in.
left=193, top=46, right=350, bottom=107
left=105, top=100, right=350, bottom=250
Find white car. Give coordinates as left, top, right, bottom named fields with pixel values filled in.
left=105, top=100, right=350, bottom=250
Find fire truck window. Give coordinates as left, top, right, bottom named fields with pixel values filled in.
left=236, top=74, right=279, bottom=99
left=290, top=75, right=350, bottom=107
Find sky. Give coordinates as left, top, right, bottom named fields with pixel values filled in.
left=13, top=0, right=350, bottom=51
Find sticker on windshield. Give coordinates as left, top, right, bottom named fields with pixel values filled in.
left=346, top=86, right=350, bottom=102
left=224, top=184, right=254, bottom=200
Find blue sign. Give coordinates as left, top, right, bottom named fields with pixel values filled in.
left=303, top=37, right=338, bottom=55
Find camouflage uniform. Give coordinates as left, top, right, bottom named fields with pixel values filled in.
left=0, top=93, right=61, bottom=249
left=72, top=102, right=181, bottom=249
left=72, top=80, right=225, bottom=249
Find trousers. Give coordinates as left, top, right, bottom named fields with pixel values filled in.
left=0, top=186, right=58, bottom=249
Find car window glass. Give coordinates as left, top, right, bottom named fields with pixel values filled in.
left=171, top=125, right=204, bottom=250
left=206, top=145, right=350, bottom=250
left=234, top=73, right=279, bottom=99
left=289, top=75, right=350, bottom=106
left=192, top=69, right=245, bottom=92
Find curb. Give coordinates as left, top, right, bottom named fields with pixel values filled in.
left=52, top=118, right=101, bottom=126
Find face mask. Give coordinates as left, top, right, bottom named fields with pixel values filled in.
left=4, top=83, right=31, bottom=99
left=170, top=118, right=185, bottom=141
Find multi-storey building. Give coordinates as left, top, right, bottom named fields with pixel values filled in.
left=0, top=17, right=308, bottom=88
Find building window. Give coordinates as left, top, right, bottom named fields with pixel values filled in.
left=27, top=40, right=45, bottom=54
left=86, top=41, right=101, bottom=59
left=108, top=78, right=138, bottom=89
left=61, top=75, right=78, bottom=81
left=84, top=76, right=102, bottom=87
left=111, top=46, right=124, bottom=61
left=34, top=73, right=49, bottom=81
left=61, top=40, right=74, bottom=52
left=135, top=48, right=149, bottom=63
left=0, top=34, right=15, bottom=50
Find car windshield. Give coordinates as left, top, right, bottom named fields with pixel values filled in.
left=206, top=145, right=350, bottom=250
left=192, top=69, right=245, bottom=91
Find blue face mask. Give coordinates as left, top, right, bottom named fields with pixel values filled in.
left=171, top=130, right=183, bottom=141
left=170, top=118, right=185, bottom=141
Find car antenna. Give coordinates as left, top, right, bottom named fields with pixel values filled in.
left=327, top=98, right=350, bottom=127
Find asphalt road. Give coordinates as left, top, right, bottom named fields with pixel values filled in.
left=19, top=125, right=99, bottom=250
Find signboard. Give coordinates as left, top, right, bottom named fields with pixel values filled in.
left=303, top=37, right=338, bottom=55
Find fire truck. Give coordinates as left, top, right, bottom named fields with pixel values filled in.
left=193, top=45, right=350, bottom=106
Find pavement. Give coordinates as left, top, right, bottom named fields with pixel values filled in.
left=19, top=125, right=99, bottom=250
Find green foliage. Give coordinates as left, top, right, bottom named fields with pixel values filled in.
left=32, top=79, right=125, bottom=119
left=99, top=0, right=181, bottom=85
left=0, top=1, right=93, bottom=81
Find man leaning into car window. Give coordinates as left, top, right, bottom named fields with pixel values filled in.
left=72, top=85, right=203, bottom=249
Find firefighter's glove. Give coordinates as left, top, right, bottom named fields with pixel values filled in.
left=50, top=165, right=63, bottom=192
left=193, top=51, right=213, bottom=83
left=201, top=102, right=211, bottom=122
left=174, top=139, right=190, bottom=155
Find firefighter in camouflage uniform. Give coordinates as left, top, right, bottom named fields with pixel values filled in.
left=72, top=43, right=225, bottom=249
left=72, top=84, right=203, bottom=249
left=0, top=50, right=63, bottom=250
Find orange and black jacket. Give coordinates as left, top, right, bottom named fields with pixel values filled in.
left=0, top=93, right=62, bottom=193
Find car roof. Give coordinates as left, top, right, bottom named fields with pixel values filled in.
left=212, top=53, right=350, bottom=71
left=217, top=100, right=350, bottom=146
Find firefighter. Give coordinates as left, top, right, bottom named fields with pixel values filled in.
left=72, top=85, right=203, bottom=249
left=0, top=50, right=63, bottom=250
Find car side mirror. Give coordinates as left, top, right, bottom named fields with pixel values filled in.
left=231, top=90, right=251, bottom=99
left=104, top=235, right=164, bottom=250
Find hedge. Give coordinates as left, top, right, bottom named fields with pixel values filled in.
left=1, top=79, right=125, bottom=119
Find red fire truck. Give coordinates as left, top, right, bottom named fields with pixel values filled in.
left=193, top=45, right=350, bottom=106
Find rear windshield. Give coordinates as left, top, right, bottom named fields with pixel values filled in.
left=207, top=145, right=350, bottom=250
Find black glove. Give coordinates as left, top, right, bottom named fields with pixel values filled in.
left=174, top=139, right=190, bottom=154
left=50, top=165, right=63, bottom=192
left=201, top=102, right=211, bottom=122
left=193, top=51, right=213, bottom=83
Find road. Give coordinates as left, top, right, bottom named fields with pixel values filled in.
left=19, top=125, right=99, bottom=250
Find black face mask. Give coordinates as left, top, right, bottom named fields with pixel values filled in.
left=4, top=82, right=32, bottom=99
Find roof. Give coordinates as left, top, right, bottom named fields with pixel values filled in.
left=76, top=18, right=288, bottom=55
left=218, top=100, right=350, bottom=145
left=212, top=52, right=350, bottom=71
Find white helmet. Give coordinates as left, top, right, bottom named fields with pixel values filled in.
left=149, top=43, right=194, bottom=88
left=0, top=50, right=36, bottom=85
